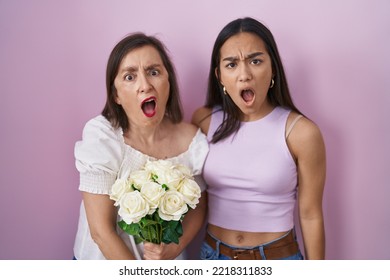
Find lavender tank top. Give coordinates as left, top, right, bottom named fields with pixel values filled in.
left=203, top=106, right=297, bottom=232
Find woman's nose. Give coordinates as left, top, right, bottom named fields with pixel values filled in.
left=137, top=73, right=152, bottom=93
left=238, top=64, right=252, bottom=82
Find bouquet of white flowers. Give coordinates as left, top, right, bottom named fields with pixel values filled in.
left=109, top=159, right=202, bottom=244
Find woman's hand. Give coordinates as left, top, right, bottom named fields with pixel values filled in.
left=143, top=242, right=182, bottom=260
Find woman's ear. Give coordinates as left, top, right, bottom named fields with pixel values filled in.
left=112, top=85, right=121, bottom=105
left=215, top=67, right=223, bottom=86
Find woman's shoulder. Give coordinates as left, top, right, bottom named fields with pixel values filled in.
left=173, top=121, right=209, bottom=175
left=75, top=115, right=123, bottom=194
left=77, top=115, right=123, bottom=156
left=191, top=106, right=213, bottom=135
left=287, top=111, right=322, bottom=139
left=82, top=115, right=120, bottom=140
left=85, top=115, right=113, bottom=130
left=173, top=121, right=199, bottom=141
left=286, top=111, right=325, bottom=159
left=170, top=120, right=209, bottom=146
left=192, top=107, right=213, bottom=123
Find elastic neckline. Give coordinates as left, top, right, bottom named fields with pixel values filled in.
left=117, top=128, right=202, bottom=161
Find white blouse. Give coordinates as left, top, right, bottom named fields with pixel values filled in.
left=73, top=115, right=209, bottom=260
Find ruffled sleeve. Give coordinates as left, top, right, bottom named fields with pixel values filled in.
left=189, top=129, right=209, bottom=192
left=74, top=115, right=124, bottom=194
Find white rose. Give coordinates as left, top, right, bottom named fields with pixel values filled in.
left=177, top=178, right=201, bottom=209
left=118, top=191, right=149, bottom=224
left=140, top=181, right=166, bottom=213
left=174, top=164, right=193, bottom=179
left=164, top=164, right=194, bottom=190
left=144, top=160, right=179, bottom=188
left=110, top=178, right=132, bottom=206
left=158, top=190, right=188, bottom=221
left=145, top=159, right=173, bottom=176
left=128, top=169, right=151, bottom=190
left=161, top=168, right=184, bottom=190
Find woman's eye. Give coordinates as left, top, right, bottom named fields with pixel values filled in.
left=150, top=69, right=159, bottom=76
left=226, top=62, right=236, bottom=69
left=125, top=74, right=134, bottom=81
left=251, top=59, right=262, bottom=65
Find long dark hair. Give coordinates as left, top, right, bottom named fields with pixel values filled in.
left=206, top=17, right=301, bottom=143
left=102, top=33, right=182, bottom=132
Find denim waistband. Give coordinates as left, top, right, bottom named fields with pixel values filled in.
left=205, top=228, right=299, bottom=260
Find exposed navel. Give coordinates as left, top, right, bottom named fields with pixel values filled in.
left=236, top=235, right=244, bottom=243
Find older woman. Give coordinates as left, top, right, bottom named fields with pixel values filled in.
left=73, top=33, right=208, bottom=260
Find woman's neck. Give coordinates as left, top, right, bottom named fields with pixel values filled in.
left=123, top=117, right=173, bottom=155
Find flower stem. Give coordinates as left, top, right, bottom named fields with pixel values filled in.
left=148, top=226, right=152, bottom=243
left=157, top=223, right=161, bottom=243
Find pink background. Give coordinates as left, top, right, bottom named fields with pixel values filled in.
left=1, top=0, right=389, bottom=260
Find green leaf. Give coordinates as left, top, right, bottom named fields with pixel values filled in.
left=118, top=220, right=147, bottom=244
left=162, top=184, right=169, bottom=190
left=118, top=216, right=184, bottom=245
left=118, top=220, right=127, bottom=229
left=139, top=216, right=159, bottom=228
left=162, top=227, right=177, bottom=244
left=152, top=211, right=163, bottom=223
left=128, top=223, right=142, bottom=236
left=149, top=225, right=158, bottom=242
left=118, top=220, right=141, bottom=236
left=161, top=221, right=183, bottom=244
left=164, top=220, right=179, bottom=230
left=175, top=222, right=183, bottom=236
left=151, top=174, right=159, bottom=183
left=134, top=235, right=144, bottom=244
left=138, top=229, right=148, bottom=241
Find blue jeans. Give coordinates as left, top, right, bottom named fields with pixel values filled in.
left=200, top=230, right=304, bottom=260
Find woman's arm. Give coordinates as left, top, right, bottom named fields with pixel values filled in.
left=288, top=116, right=326, bottom=259
left=83, top=192, right=136, bottom=259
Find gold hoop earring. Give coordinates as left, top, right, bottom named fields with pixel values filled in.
left=223, top=86, right=228, bottom=95
left=270, top=79, right=275, bottom=89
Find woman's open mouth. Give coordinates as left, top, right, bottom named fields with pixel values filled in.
left=141, top=97, right=157, bottom=118
left=241, top=89, right=255, bottom=103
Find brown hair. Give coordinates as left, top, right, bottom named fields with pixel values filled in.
left=206, top=17, right=301, bottom=143
left=102, top=33, right=182, bottom=132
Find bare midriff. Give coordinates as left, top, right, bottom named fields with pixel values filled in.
left=208, top=224, right=289, bottom=247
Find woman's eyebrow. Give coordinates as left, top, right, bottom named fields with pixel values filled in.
left=119, top=63, right=162, bottom=73
left=144, top=63, right=162, bottom=71
left=119, top=66, right=137, bottom=73
left=222, top=52, right=264, bottom=62
left=246, top=52, right=264, bottom=59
